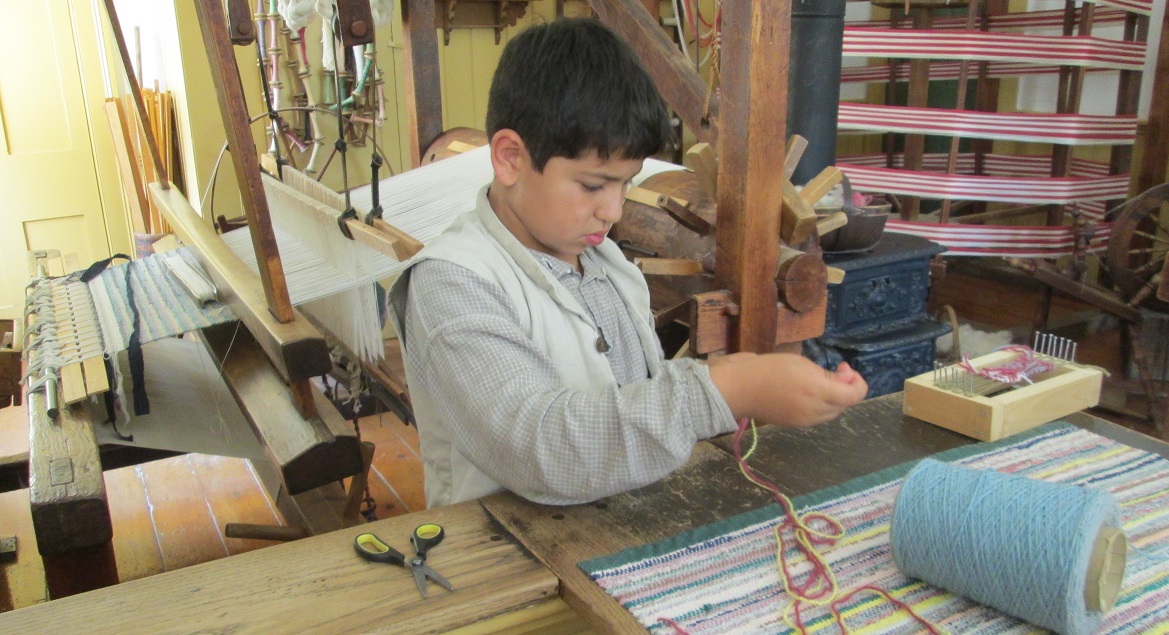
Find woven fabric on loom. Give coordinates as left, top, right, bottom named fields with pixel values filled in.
left=580, top=423, right=1169, bottom=634
left=88, top=248, right=236, bottom=354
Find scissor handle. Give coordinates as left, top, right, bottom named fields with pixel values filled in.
left=411, top=523, right=445, bottom=559
left=354, top=533, right=405, bottom=565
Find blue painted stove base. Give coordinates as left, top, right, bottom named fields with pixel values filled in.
left=806, top=233, right=951, bottom=398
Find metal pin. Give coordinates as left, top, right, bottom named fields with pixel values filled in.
left=1070, top=342, right=1077, bottom=364
left=1032, top=331, right=1039, bottom=350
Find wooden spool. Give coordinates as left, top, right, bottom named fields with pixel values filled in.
left=775, top=247, right=827, bottom=313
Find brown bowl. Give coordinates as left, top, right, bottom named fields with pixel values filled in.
left=818, top=202, right=891, bottom=253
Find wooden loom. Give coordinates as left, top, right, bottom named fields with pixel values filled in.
left=903, top=343, right=1105, bottom=442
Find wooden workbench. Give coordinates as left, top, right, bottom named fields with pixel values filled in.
left=2, top=394, right=1162, bottom=633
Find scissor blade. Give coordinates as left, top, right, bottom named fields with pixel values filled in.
left=412, top=567, right=429, bottom=598
left=423, top=565, right=454, bottom=592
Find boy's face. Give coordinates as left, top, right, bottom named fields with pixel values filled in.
left=489, top=131, right=643, bottom=269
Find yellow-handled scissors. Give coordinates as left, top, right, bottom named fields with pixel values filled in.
left=354, top=523, right=455, bottom=598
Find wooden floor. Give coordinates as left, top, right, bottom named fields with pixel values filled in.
left=0, top=402, right=424, bottom=611
left=0, top=262, right=1161, bottom=612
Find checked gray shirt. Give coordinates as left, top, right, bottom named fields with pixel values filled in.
left=401, top=247, right=737, bottom=505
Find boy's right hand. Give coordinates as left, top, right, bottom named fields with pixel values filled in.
left=707, top=352, right=868, bottom=428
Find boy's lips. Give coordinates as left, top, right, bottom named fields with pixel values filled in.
left=585, top=231, right=608, bottom=246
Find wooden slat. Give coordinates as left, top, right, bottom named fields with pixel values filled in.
left=589, top=0, right=719, bottom=147
left=192, top=0, right=296, bottom=324
left=136, top=455, right=229, bottom=571
left=102, top=466, right=165, bottom=583
left=102, top=99, right=149, bottom=235
left=188, top=454, right=286, bottom=555
left=0, top=502, right=559, bottom=634
left=712, top=0, right=790, bottom=353
left=150, top=183, right=331, bottom=383
left=99, top=0, right=169, bottom=192
left=198, top=322, right=362, bottom=495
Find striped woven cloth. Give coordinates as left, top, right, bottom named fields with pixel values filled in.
left=88, top=248, right=236, bottom=354
left=580, top=423, right=1169, bottom=634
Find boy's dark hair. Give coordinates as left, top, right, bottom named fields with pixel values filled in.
left=486, top=18, right=673, bottom=172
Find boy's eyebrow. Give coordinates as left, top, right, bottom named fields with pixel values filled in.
left=579, top=168, right=641, bottom=182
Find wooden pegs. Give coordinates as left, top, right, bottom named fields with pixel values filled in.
left=783, top=135, right=809, bottom=181
left=799, top=166, right=844, bottom=207
left=780, top=180, right=819, bottom=246
left=634, top=258, right=705, bottom=276
left=626, top=186, right=709, bottom=236
left=81, top=356, right=109, bottom=395
left=625, top=185, right=667, bottom=208
left=683, top=142, right=718, bottom=199
left=661, top=197, right=712, bottom=236
left=816, top=212, right=849, bottom=236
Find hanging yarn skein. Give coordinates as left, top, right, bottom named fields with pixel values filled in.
left=891, top=459, right=1127, bottom=635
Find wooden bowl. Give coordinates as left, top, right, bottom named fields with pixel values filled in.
left=818, top=202, right=891, bottom=253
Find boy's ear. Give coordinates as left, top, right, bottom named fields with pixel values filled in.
left=489, top=129, right=528, bottom=187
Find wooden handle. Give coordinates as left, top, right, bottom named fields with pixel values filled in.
left=783, top=135, right=808, bottom=181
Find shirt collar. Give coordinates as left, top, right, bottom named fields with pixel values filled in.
left=530, top=249, right=608, bottom=283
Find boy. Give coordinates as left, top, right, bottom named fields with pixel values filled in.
left=389, top=18, right=867, bottom=508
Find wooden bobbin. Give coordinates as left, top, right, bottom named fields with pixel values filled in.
left=1085, top=525, right=1127, bottom=612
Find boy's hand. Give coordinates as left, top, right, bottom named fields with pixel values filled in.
left=707, top=353, right=868, bottom=428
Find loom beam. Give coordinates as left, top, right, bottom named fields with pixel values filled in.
left=589, top=0, right=719, bottom=148
left=150, top=184, right=331, bottom=384
left=199, top=323, right=362, bottom=496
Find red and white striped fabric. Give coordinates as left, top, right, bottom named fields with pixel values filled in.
left=837, top=103, right=1137, bottom=145
left=1090, top=0, right=1155, bottom=16
left=884, top=219, right=1112, bottom=257
left=848, top=8, right=1129, bottom=30
left=839, top=153, right=1114, bottom=219
left=840, top=152, right=1112, bottom=177
left=842, top=29, right=1147, bottom=70
left=841, top=60, right=1116, bottom=84
left=838, top=163, right=1129, bottom=205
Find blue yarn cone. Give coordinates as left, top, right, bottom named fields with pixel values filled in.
left=891, top=458, right=1122, bottom=635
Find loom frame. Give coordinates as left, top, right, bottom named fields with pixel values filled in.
left=903, top=348, right=1105, bottom=442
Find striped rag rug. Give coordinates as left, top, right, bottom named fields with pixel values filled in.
left=580, top=423, right=1169, bottom=634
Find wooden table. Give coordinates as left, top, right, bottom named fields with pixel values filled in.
left=2, top=393, right=1162, bottom=633
left=483, top=394, right=1169, bottom=633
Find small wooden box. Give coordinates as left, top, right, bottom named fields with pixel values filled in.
left=902, top=349, right=1104, bottom=442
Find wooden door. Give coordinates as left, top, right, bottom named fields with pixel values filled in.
left=0, top=0, right=114, bottom=321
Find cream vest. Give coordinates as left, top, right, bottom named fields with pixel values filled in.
left=388, top=186, right=661, bottom=506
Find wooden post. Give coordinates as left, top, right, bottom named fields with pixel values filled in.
left=711, top=0, right=789, bottom=353
left=193, top=0, right=296, bottom=324
left=1137, top=4, right=1169, bottom=194
left=1138, top=6, right=1169, bottom=304
left=401, top=0, right=444, bottom=168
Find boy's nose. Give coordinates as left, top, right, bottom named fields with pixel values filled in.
left=597, top=188, right=624, bottom=223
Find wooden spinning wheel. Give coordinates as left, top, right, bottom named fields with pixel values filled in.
left=1106, top=183, right=1169, bottom=313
